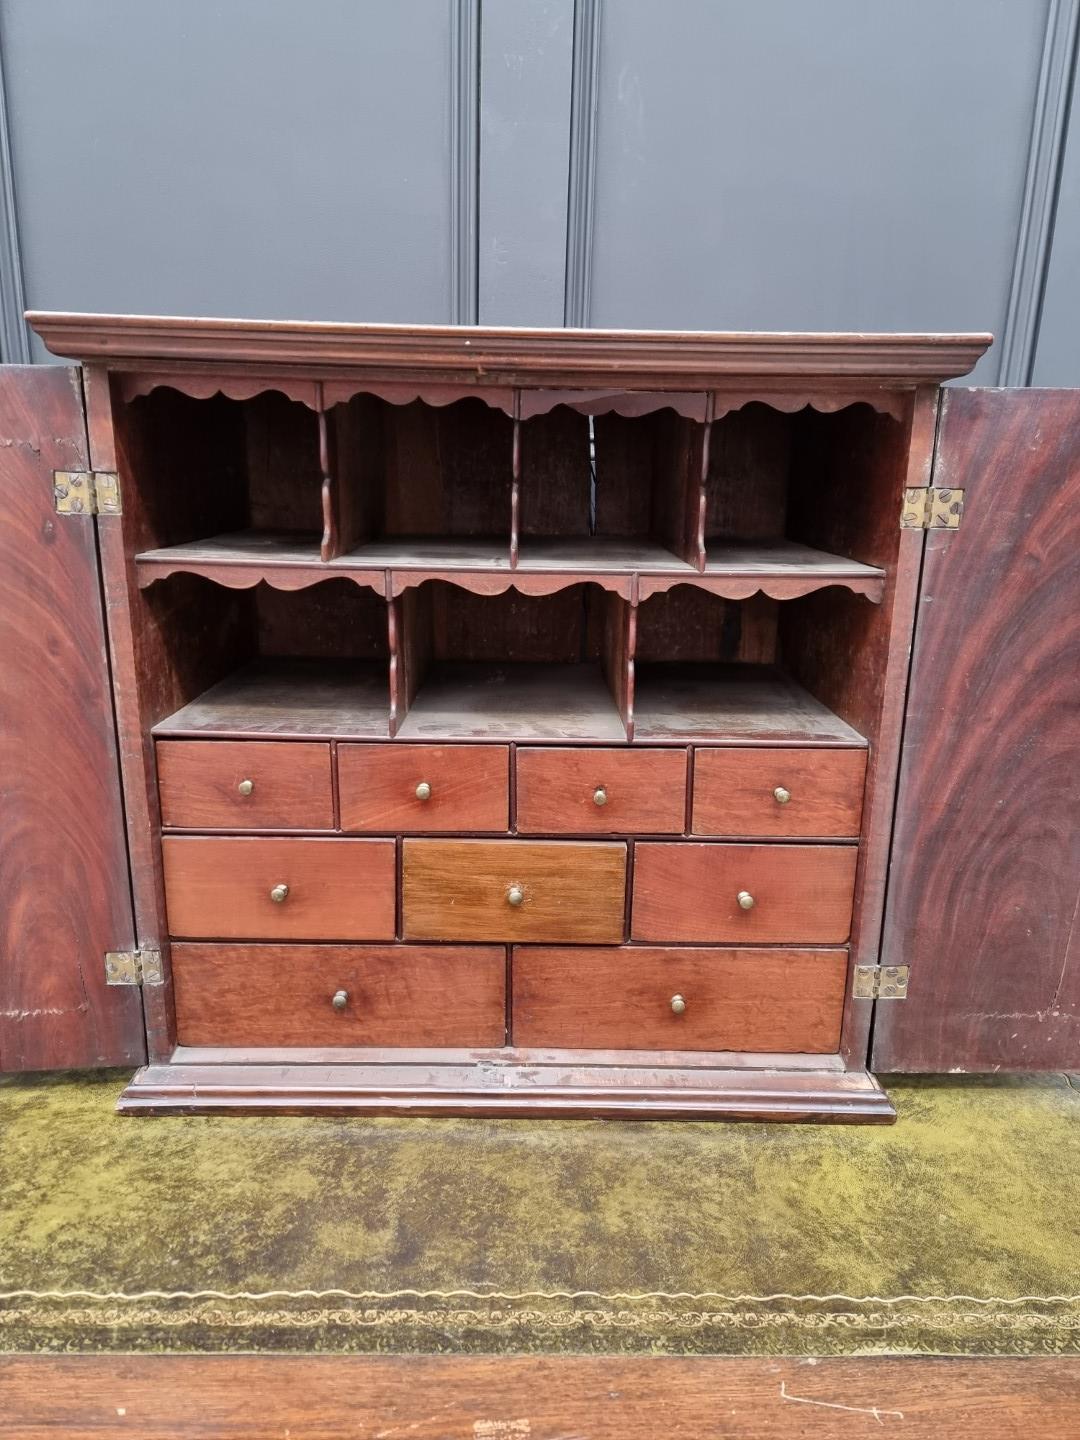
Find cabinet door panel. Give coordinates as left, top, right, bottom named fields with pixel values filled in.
left=875, top=389, right=1080, bottom=1071
left=0, top=365, right=143, bottom=1070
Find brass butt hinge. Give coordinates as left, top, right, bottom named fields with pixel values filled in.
left=105, top=948, right=163, bottom=987
left=900, top=486, right=963, bottom=530
left=853, top=964, right=909, bottom=1000
left=53, top=470, right=121, bottom=516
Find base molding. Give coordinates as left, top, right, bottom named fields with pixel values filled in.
left=118, top=1059, right=896, bottom=1123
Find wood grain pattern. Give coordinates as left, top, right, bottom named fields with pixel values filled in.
left=876, top=389, right=1080, bottom=1072
left=27, top=312, right=992, bottom=385
left=632, top=843, right=858, bottom=944
left=172, top=943, right=506, bottom=1047
left=4, top=1354, right=1079, bottom=1439
left=155, top=659, right=391, bottom=739
left=692, top=747, right=866, bottom=837
left=163, top=837, right=396, bottom=941
left=156, top=740, right=334, bottom=830
left=516, top=747, right=687, bottom=833
left=339, top=743, right=509, bottom=832
left=633, top=664, right=867, bottom=745
left=512, top=946, right=847, bottom=1051
left=402, top=839, right=626, bottom=942
left=118, top=1059, right=894, bottom=1120
left=0, top=365, right=143, bottom=1070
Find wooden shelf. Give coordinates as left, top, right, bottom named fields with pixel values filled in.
left=633, top=664, right=867, bottom=745
left=398, top=662, right=627, bottom=742
left=153, top=659, right=390, bottom=740
left=515, top=537, right=694, bottom=573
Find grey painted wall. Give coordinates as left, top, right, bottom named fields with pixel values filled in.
left=0, top=0, right=1076, bottom=382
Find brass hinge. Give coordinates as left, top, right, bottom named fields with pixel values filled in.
left=853, top=964, right=909, bottom=1001
left=105, top=948, right=163, bottom=986
left=53, top=470, right=121, bottom=516
left=900, top=486, right=963, bottom=530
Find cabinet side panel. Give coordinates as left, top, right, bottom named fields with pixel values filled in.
left=875, top=388, right=1080, bottom=1071
left=0, top=365, right=144, bottom=1069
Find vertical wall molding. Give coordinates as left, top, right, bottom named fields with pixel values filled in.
left=0, top=24, right=31, bottom=363
left=563, top=0, right=602, bottom=327
left=998, top=0, right=1079, bottom=385
left=450, top=0, right=481, bottom=324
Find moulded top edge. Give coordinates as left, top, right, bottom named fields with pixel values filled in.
left=25, top=311, right=993, bottom=385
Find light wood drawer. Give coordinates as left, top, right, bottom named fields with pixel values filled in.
left=516, top=747, right=687, bottom=833
left=163, top=836, right=396, bottom=941
left=172, top=943, right=506, bottom=1047
left=402, top=839, right=626, bottom=942
left=692, top=747, right=866, bottom=837
left=632, top=842, right=857, bottom=944
left=512, top=946, right=847, bottom=1052
left=339, top=743, right=509, bottom=832
left=157, top=740, right=333, bottom=830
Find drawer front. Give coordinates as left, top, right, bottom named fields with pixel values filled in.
left=632, top=843, right=857, bottom=944
left=163, top=836, right=396, bottom=941
left=339, top=743, right=509, bottom=832
left=512, top=946, right=847, bottom=1052
left=172, top=943, right=506, bottom=1047
left=157, top=740, right=334, bottom=830
left=403, top=839, right=626, bottom=942
left=516, top=747, right=687, bottom=833
left=692, top=747, right=866, bottom=838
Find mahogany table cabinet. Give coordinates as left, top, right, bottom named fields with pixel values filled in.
left=1, top=316, right=1077, bottom=1122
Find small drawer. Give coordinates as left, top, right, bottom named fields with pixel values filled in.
left=692, top=747, right=866, bottom=838
left=339, top=743, right=509, bottom=832
left=512, top=946, right=847, bottom=1052
left=516, top=747, right=687, bottom=833
left=157, top=740, right=334, bottom=830
left=172, top=943, right=506, bottom=1047
left=402, top=839, right=626, bottom=942
left=163, top=836, right=396, bottom=941
left=632, top=842, right=857, bottom=944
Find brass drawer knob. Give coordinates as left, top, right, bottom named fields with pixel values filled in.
left=773, top=785, right=791, bottom=805
left=415, top=781, right=432, bottom=801
left=270, top=883, right=290, bottom=904
left=506, top=884, right=525, bottom=907
left=237, top=778, right=254, bottom=797
left=737, top=890, right=755, bottom=910
left=593, top=786, right=608, bottom=807
left=331, top=989, right=349, bottom=1012
left=670, top=994, right=687, bottom=1015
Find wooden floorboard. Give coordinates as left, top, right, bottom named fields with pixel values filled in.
left=2, top=1354, right=1079, bottom=1438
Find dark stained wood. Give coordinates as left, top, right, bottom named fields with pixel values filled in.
left=6, top=1354, right=1080, bottom=1439
left=118, top=1059, right=894, bottom=1120
left=519, top=387, right=709, bottom=419
left=28, top=312, right=992, bottom=386
left=876, top=389, right=1080, bottom=1072
left=513, top=946, right=847, bottom=1051
left=156, top=740, right=334, bottom=830
left=339, top=743, right=509, bottom=832
left=706, top=401, right=791, bottom=541
left=632, top=843, right=858, bottom=944
left=163, top=836, right=396, bottom=941
left=519, top=404, right=591, bottom=536
left=154, top=659, right=390, bottom=739
left=172, top=943, right=506, bottom=1047
left=403, top=839, right=626, bottom=942
left=516, top=747, right=687, bottom=833
left=0, top=364, right=143, bottom=1071
left=693, top=747, right=866, bottom=837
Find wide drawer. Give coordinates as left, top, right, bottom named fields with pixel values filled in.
left=402, top=839, right=626, bottom=942
left=157, top=740, right=334, bottom=830
left=632, top=842, right=857, bottom=943
left=692, top=747, right=866, bottom=838
left=512, top=946, right=847, bottom=1052
left=339, top=743, right=509, bottom=832
left=516, top=747, right=687, bottom=833
left=172, top=943, right=506, bottom=1047
left=163, top=836, right=396, bottom=940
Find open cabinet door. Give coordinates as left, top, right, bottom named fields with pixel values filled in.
left=0, top=365, right=145, bottom=1070
left=874, top=388, right=1080, bottom=1072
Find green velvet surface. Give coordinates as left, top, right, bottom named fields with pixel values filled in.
left=1, top=1071, right=1078, bottom=1354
